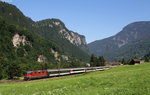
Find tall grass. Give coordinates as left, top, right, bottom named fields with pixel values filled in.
left=0, top=63, right=150, bottom=95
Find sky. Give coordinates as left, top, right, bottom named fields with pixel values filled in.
left=3, top=0, right=150, bottom=43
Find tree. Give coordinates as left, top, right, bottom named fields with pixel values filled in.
left=40, top=62, right=48, bottom=70
left=0, top=57, right=9, bottom=79
left=121, top=58, right=125, bottom=64
left=7, top=62, right=21, bottom=79
left=145, top=57, right=149, bottom=62
left=90, top=55, right=105, bottom=66
left=0, top=64, right=3, bottom=79
left=90, top=54, right=97, bottom=66
left=99, top=56, right=105, bottom=66
left=16, top=47, right=25, bottom=57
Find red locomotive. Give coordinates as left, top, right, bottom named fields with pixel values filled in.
left=24, top=70, right=48, bottom=80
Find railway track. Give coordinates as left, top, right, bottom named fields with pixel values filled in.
left=0, top=73, right=87, bottom=84
left=0, top=66, right=116, bottom=84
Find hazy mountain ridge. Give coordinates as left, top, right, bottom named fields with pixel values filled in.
left=88, top=21, right=150, bottom=61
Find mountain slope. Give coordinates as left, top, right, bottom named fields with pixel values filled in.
left=88, top=21, right=150, bottom=61
left=0, top=1, right=89, bottom=61
left=0, top=2, right=34, bottom=29
left=34, top=19, right=89, bottom=61
left=0, top=17, right=62, bottom=74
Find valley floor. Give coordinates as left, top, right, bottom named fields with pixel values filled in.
left=0, top=63, right=150, bottom=95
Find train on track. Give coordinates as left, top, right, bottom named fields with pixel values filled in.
left=24, top=66, right=111, bottom=80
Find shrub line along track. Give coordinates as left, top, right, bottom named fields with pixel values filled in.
left=0, top=66, right=117, bottom=84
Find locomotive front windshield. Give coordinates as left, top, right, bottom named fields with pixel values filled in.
left=25, top=72, right=32, bottom=75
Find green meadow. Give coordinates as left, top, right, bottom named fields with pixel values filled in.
left=0, top=63, right=150, bottom=95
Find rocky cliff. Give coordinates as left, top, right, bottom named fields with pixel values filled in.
left=34, top=19, right=87, bottom=47
left=12, top=33, right=31, bottom=47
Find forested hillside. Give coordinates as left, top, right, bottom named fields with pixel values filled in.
left=0, top=1, right=90, bottom=62
left=0, top=17, right=61, bottom=79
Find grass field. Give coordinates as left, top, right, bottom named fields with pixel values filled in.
left=0, top=63, right=150, bottom=95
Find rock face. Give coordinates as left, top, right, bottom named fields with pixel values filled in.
left=61, top=55, right=69, bottom=61
left=88, top=21, right=150, bottom=61
left=51, top=48, right=69, bottom=61
left=51, top=48, right=60, bottom=61
left=12, top=33, right=31, bottom=47
left=59, top=29, right=86, bottom=46
left=37, top=55, right=47, bottom=63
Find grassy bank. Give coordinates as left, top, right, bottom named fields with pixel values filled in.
left=0, top=63, right=150, bottom=95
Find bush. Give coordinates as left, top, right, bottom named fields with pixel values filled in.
left=7, top=61, right=21, bottom=79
